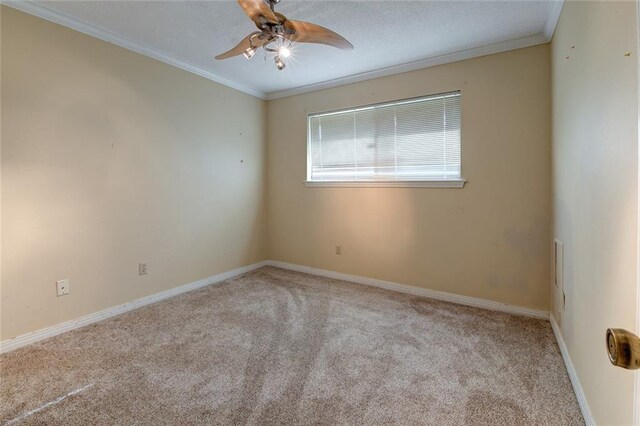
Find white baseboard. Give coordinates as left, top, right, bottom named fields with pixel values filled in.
left=266, top=261, right=598, bottom=420
left=266, top=260, right=549, bottom=320
left=0, top=259, right=549, bottom=354
left=0, top=261, right=270, bottom=354
left=550, top=315, right=595, bottom=426
left=4, top=259, right=588, bottom=423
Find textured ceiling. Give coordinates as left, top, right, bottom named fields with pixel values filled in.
left=17, top=1, right=559, bottom=98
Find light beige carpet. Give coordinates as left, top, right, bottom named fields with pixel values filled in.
left=1, top=266, right=583, bottom=425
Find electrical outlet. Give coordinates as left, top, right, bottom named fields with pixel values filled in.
left=138, top=263, right=148, bottom=276
left=56, top=279, right=70, bottom=297
left=335, top=245, right=342, bottom=255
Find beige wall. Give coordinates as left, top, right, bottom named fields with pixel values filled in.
left=6, top=2, right=640, bottom=421
left=0, top=4, right=558, bottom=352
left=0, top=6, right=4, bottom=340
left=551, top=2, right=639, bottom=424
left=1, top=7, right=268, bottom=340
left=267, top=45, right=551, bottom=311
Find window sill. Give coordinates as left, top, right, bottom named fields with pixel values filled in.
left=304, top=179, right=466, bottom=188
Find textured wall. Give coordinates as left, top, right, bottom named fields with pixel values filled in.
left=267, top=45, right=551, bottom=311
left=1, top=7, right=268, bottom=339
left=551, top=2, right=638, bottom=424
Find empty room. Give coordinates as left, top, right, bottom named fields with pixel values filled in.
left=0, top=0, right=638, bottom=424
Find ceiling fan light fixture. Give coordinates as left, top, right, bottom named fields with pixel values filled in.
left=215, top=0, right=353, bottom=67
left=243, top=46, right=256, bottom=59
left=278, top=46, right=291, bottom=58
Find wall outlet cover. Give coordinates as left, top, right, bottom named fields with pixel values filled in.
left=56, top=279, right=70, bottom=297
left=138, top=263, right=148, bottom=276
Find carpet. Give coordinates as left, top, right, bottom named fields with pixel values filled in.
left=0, top=266, right=583, bottom=425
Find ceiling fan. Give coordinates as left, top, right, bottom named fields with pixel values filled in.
left=215, top=0, right=353, bottom=70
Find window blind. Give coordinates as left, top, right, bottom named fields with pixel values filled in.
left=307, top=91, right=461, bottom=182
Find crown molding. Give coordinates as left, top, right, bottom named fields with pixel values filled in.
left=3, top=0, right=563, bottom=102
left=265, top=33, right=549, bottom=100
left=2, top=0, right=268, bottom=100
left=544, top=0, right=565, bottom=41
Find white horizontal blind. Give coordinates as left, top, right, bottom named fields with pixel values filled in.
left=308, top=92, right=461, bottom=181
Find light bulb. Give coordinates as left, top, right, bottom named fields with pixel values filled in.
left=243, top=47, right=256, bottom=60
left=275, top=56, right=286, bottom=70
left=278, top=46, right=291, bottom=58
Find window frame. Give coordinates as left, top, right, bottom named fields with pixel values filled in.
left=305, top=91, right=466, bottom=188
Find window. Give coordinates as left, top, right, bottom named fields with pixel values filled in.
left=306, top=91, right=464, bottom=187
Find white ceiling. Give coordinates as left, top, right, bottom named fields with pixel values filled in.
left=8, top=1, right=563, bottom=99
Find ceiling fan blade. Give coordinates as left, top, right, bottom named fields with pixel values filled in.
left=237, top=0, right=279, bottom=26
left=284, top=20, right=353, bottom=50
left=215, top=32, right=266, bottom=60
